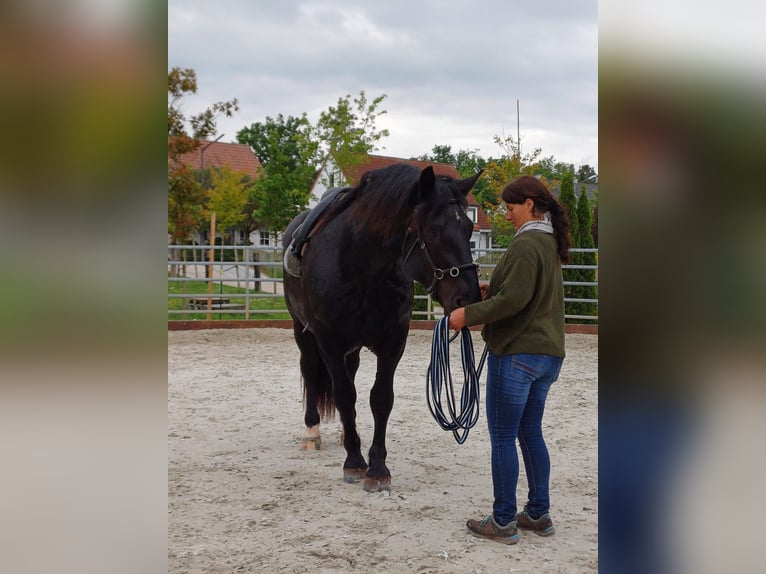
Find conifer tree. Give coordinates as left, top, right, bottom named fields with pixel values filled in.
left=575, top=187, right=597, bottom=321
left=557, top=169, right=578, bottom=319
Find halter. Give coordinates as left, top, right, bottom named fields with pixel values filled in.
left=402, top=228, right=479, bottom=295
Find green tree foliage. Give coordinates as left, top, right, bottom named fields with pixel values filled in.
left=479, top=134, right=544, bottom=245
left=536, top=156, right=574, bottom=182
left=488, top=212, right=515, bottom=249
left=250, top=169, right=313, bottom=241
left=483, top=135, right=543, bottom=204
left=168, top=164, right=203, bottom=246
left=572, top=186, right=597, bottom=321
left=237, top=113, right=316, bottom=172
left=313, top=91, right=390, bottom=186
left=576, top=164, right=598, bottom=183
left=558, top=168, right=578, bottom=240
left=557, top=168, right=580, bottom=319
left=167, top=66, right=239, bottom=244
left=591, top=203, right=599, bottom=247
left=207, top=166, right=249, bottom=242
left=237, top=114, right=317, bottom=238
left=167, top=66, right=239, bottom=161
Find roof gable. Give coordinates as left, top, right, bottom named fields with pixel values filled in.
left=175, top=141, right=263, bottom=179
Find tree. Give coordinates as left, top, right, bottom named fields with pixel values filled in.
left=591, top=203, right=599, bottom=247
left=535, top=156, right=576, bottom=183
left=418, top=144, right=455, bottom=165
left=313, top=91, right=390, bottom=187
left=483, top=135, right=544, bottom=201
left=238, top=113, right=315, bottom=172
left=206, top=166, right=249, bottom=243
left=576, top=164, right=598, bottom=183
left=168, top=164, right=203, bottom=248
left=167, top=66, right=239, bottom=245
left=249, top=169, right=312, bottom=240
left=573, top=186, right=597, bottom=320
left=557, top=168, right=580, bottom=320
left=557, top=168, right=578, bottom=239
left=237, top=114, right=317, bottom=238
left=478, top=134, right=545, bottom=245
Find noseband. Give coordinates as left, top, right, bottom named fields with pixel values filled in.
left=402, top=229, right=478, bottom=294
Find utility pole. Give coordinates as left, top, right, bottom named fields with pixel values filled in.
left=517, top=99, right=521, bottom=158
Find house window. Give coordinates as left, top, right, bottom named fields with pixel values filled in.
left=467, top=207, right=478, bottom=223
left=259, top=231, right=270, bottom=246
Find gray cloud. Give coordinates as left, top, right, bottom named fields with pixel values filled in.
left=169, top=0, right=597, bottom=169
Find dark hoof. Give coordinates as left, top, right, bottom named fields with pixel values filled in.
left=363, top=476, right=391, bottom=493
left=343, top=468, right=368, bottom=483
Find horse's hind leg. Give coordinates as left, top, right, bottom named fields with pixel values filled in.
left=338, top=350, right=361, bottom=445
left=293, top=323, right=333, bottom=451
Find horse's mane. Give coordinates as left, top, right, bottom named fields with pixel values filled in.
left=338, top=164, right=422, bottom=238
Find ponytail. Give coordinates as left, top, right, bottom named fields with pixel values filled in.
left=547, top=200, right=571, bottom=264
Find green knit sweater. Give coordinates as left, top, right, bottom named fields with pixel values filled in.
left=464, top=231, right=565, bottom=357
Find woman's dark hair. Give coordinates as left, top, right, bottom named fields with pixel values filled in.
left=502, top=175, right=571, bottom=263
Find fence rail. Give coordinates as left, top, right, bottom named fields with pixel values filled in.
left=168, top=245, right=598, bottom=323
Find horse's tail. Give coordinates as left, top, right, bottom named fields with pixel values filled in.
left=296, top=327, right=336, bottom=422
left=304, top=361, right=335, bottom=421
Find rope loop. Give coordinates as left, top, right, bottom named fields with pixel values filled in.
left=426, top=316, right=488, bottom=444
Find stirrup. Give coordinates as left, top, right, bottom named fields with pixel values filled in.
left=283, top=242, right=301, bottom=277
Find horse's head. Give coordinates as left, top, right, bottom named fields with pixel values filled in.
left=404, top=167, right=483, bottom=314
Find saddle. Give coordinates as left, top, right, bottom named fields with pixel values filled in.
left=284, top=186, right=351, bottom=277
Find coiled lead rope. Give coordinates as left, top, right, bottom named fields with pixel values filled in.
left=426, top=316, right=488, bottom=444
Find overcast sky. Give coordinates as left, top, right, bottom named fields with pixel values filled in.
left=168, top=0, right=598, bottom=171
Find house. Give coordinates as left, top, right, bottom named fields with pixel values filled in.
left=175, top=140, right=270, bottom=246
left=309, top=154, right=493, bottom=253
left=176, top=140, right=263, bottom=179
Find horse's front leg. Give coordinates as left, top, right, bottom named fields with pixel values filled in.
left=326, top=351, right=367, bottom=483
left=364, top=354, right=400, bottom=492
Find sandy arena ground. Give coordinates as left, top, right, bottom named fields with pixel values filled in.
left=168, top=328, right=598, bottom=573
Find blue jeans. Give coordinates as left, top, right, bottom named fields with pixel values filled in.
left=486, top=352, right=563, bottom=526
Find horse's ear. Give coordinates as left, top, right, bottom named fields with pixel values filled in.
left=457, top=169, right=484, bottom=196
left=419, top=166, right=435, bottom=201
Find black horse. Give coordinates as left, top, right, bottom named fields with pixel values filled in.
left=283, top=163, right=482, bottom=492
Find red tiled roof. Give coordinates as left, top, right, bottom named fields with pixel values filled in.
left=344, top=154, right=460, bottom=183
left=344, top=154, right=490, bottom=230
left=176, top=141, right=263, bottom=179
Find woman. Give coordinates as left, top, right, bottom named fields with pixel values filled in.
left=448, top=175, right=570, bottom=545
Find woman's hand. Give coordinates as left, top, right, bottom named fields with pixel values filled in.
left=448, top=307, right=467, bottom=331
left=479, top=281, right=490, bottom=300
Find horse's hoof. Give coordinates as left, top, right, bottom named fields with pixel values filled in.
left=363, top=476, right=391, bottom=493
left=343, top=468, right=367, bottom=483
left=299, top=437, right=321, bottom=451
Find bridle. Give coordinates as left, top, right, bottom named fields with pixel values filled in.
left=402, top=227, right=478, bottom=295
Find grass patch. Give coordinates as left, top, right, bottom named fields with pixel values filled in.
left=168, top=278, right=290, bottom=320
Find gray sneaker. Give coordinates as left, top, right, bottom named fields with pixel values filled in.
left=466, top=515, right=519, bottom=545
left=515, top=511, right=555, bottom=536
